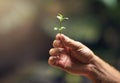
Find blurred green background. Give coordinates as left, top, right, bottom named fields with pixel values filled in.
left=0, top=0, right=120, bottom=83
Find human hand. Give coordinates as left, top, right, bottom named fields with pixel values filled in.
left=48, top=34, right=120, bottom=83
left=48, top=34, right=95, bottom=76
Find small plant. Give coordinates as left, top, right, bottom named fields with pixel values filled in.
left=54, top=14, right=69, bottom=34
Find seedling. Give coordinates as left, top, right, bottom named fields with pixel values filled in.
left=54, top=14, right=69, bottom=34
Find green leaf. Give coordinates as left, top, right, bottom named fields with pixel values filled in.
left=64, top=17, right=69, bottom=20
left=57, top=16, right=62, bottom=20
left=54, top=13, right=69, bottom=34
left=57, top=14, right=64, bottom=22
left=58, top=14, right=63, bottom=18
left=54, top=27, right=58, bottom=30
left=61, top=27, right=66, bottom=30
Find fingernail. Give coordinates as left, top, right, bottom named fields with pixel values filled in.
left=53, top=40, right=62, bottom=47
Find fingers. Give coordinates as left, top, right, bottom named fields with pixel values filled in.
left=53, top=40, right=62, bottom=48
left=48, top=56, right=64, bottom=69
left=48, top=56, right=59, bottom=67
left=48, top=53, right=71, bottom=69
left=49, top=48, right=64, bottom=56
left=56, top=34, right=85, bottom=49
left=49, top=48, right=71, bottom=68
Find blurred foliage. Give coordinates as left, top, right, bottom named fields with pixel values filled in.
left=65, top=73, right=82, bottom=83
left=0, top=0, right=120, bottom=83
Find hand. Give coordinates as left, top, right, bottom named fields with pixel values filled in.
left=48, top=34, right=95, bottom=76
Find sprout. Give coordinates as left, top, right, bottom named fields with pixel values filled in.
left=54, top=13, right=69, bottom=34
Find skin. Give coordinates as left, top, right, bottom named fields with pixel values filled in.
left=48, top=34, right=120, bottom=83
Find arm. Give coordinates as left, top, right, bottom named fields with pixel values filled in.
left=48, top=34, right=120, bottom=83
left=88, top=55, right=120, bottom=83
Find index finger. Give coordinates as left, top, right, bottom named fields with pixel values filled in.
left=56, top=34, right=85, bottom=49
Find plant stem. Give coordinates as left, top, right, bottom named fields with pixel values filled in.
left=59, top=21, right=62, bottom=34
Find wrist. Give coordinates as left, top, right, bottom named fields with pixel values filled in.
left=87, top=56, right=105, bottom=83
left=87, top=55, right=120, bottom=83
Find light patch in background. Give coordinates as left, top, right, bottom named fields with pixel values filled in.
left=0, top=0, right=37, bottom=34
left=101, top=0, right=117, bottom=8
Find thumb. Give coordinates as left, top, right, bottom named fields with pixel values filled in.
left=56, top=34, right=85, bottom=49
